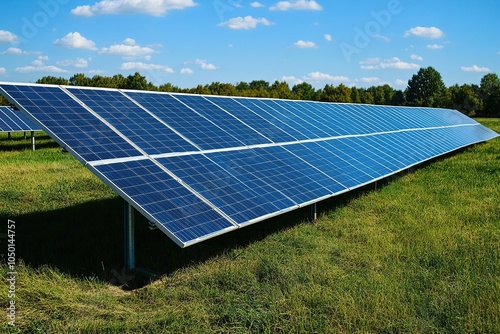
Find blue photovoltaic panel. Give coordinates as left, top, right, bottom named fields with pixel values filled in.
left=67, top=88, right=197, bottom=155
left=273, top=99, right=347, bottom=136
left=157, top=154, right=296, bottom=224
left=203, top=96, right=297, bottom=143
left=93, top=159, right=236, bottom=244
left=174, top=94, right=272, bottom=146
left=258, top=99, right=331, bottom=139
left=0, top=106, right=40, bottom=132
left=208, top=146, right=346, bottom=205
left=234, top=98, right=308, bottom=140
left=0, top=84, right=142, bottom=162
left=0, top=82, right=497, bottom=248
left=302, top=101, right=375, bottom=134
left=123, top=91, right=244, bottom=150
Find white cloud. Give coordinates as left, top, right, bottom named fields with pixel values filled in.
left=218, top=16, right=273, bottom=30
left=0, top=30, right=18, bottom=43
left=360, top=57, right=420, bottom=70
left=294, top=40, right=316, bottom=48
left=0, top=67, right=6, bottom=75
left=3, top=47, right=23, bottom=55
left=88, top=69, right=105, bottom=74
left=282, top=75, right=303, bottom=85
left=180, top=68, right=193, bottom=74
left=195, top=59, right=217, bottom=70
left=270, top=0, right=322, bottom=11
left=32, top=59, right=44, bottom=67
left=54, top=32, right=97, bottom=50
left=461, top=65, right=490, bottom=73
left=324, top=34, right=332, bottom=42
left=410, top=54, right=423, bottom=61
left=395, top=79, right=407, bottom=86
left=427, top=44, right=443, bottom=49
left=16, top=56, right=67, bottom=73
left=57, top=58, right=90, bottom=68
left=123, top=38, right=136, bottom=46
left=1, top=47, right=41, bottom=56
left=121, top=62, right=174, bottom=73
left=373, top=34, right=391, bottom=43
left=250, top=1, right=265, bottom=7
left=360, top=77, right=381, bottom=84
left=405, top=44, right=414, bottom=51
left=100, top=39, right=157, bottom=57
left=304, top=71, right=349, bottom=82
left=404, top=26, right=444, bottom=39
left=71, top=0, right=197, bottom=17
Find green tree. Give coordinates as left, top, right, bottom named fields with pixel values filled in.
left=235, top=81, right=250, bottom=95
left=405, top=66, right=446, bottom=107
left=91, top=75, right=116, bottom=88
left=36, top=76, right=69, bottom=85
left=360, top=89, right=374, bottom=104
left=112, top=74, right=127, bottom=89
left=292, top=82, right=316, bottom=100
left=189, top=84, right=211, bottom=95
left=367, top=85, right=387, bottom=105
left=248, top=80, right=270, bottom=97
left=450, top=84, right=482, bottom=116
left=391, top=90, right=406, bottom=106
left=158, top=82, right=181, bottom=92
left=124, top=72, right=150, bottom=90
left=350, top=87, right=362, bottom=104
left=479, top=73, right=500, bottom=117
left=208, top=82, right=237, bottom=96
left=69, top=73, right=91, bottom=86
left=270, top=81, right=293, bottom=99
left=319, top=84, right=352, bottom=103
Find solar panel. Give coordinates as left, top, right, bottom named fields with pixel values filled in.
left=0, top=82, right=497, bottom=247
left=0, top=106, right=40, bottom=132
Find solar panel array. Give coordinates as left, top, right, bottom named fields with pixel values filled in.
left=0, top=106, right=40, bottom=132
left=0, top=82, right=497, bottom=247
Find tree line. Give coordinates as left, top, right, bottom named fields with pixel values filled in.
left=1, top=67, right=499, bottom=117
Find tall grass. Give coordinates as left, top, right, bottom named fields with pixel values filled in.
left=0, top=119, right=499, bottom=333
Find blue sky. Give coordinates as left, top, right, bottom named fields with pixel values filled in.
left=0, top=0, right=499, bottom=89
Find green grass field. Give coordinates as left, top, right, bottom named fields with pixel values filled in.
left=1, top=119, right=499, bottom=333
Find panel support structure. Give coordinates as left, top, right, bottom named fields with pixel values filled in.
left=310, top=203, right=317, bottom=223
left=31, top=131, right=35, bottom=151
left=124, top=201, right=135, bottom=271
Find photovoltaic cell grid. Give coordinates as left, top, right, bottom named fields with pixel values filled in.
left=0, top=106, right=40, bottom=132
left=0, top=83, right=497, bottom=247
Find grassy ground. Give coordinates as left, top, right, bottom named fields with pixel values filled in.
left=0, top=119, right=499, bottom=333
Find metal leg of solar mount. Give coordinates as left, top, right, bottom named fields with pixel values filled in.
left=24, top=131, right=27, bottom=139
left=7, top=132, right=10, bottom=139
left=124, top=201, right=135, bottom=271
left=311, top=203, right=317, bottom=223
left=31, top=131, right=35, bottom=151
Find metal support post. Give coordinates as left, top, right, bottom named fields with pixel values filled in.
left=24, top=131, right=27, bottom=139
left=31, top=131, right=35, bottom=151
left=7, top=132, right=11, bottom=139
left=311, top=203, right=317, bottom=223
left=124, top=201, right=135, bottom=271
